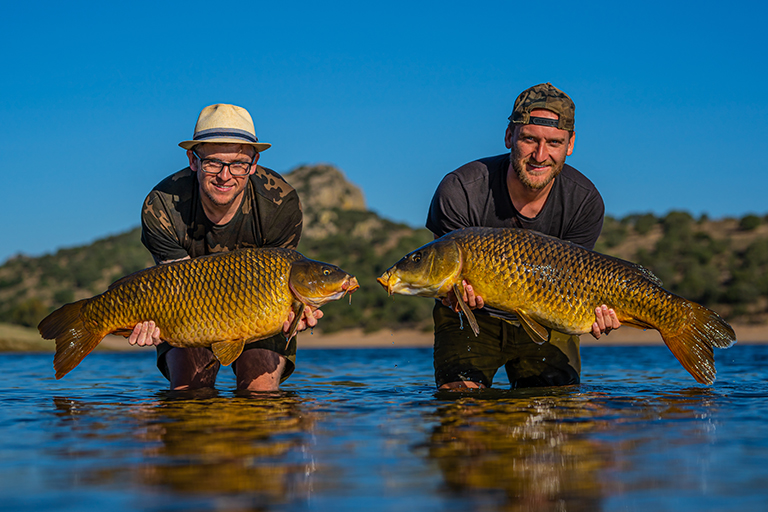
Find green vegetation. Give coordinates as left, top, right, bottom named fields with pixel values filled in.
left=298, top=209, right=435, bottom=333
left=740, top=214, right=762, bottom=231
left=0, top=228, right=155, bottom=328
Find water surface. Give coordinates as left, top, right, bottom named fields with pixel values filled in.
left=1, top=344, right=767, bottom=511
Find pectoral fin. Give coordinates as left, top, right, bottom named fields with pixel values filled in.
left=452, top=283, right=479, bottom=337
left=285, top=301, right=305, bottom=348
left=211, top=339, right=246, bottom=366
left=516, top=310, right=549, bottom=345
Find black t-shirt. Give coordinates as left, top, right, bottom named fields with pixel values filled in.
left=426, top=153, right=605, bottom=322
left=426, top=153, right=604, bottom=250
left=141, top=166, right=303, bottom=263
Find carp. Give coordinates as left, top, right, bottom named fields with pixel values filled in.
left=39, top=248, right=359, bottom=379
left=377, top=227, right=735, bottom=385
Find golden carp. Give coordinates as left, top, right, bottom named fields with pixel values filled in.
left=39, top=248, right=359, bottom=379
left=377, top=227, right=735, bottom=385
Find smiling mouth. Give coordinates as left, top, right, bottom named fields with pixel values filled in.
left=211, top=181, right=235, bottom=191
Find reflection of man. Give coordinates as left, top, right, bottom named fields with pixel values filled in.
left=427, top=396, right=608, bottom=509
left=427, top=83, right=620, bottom=390
left=129, top=104, right=320, bottom=391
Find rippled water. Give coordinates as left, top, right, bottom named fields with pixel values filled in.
left=2, top=344, right=768, bottom=511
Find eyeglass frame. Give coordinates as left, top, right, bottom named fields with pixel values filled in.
left=192, top=150, right=257, bottom=176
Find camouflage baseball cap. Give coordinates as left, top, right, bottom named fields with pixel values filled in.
left=508, top=83, right=575, bottom=131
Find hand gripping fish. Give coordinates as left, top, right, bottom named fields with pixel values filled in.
left=377, top=227, right=735, bottom=385
left=39, top=248, right=359, bottom=379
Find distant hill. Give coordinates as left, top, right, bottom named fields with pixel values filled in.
left=1, top=164, right=767, bottom=333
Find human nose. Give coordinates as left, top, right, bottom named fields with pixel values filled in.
left=532, top=141, right=548, bottom=162
left=216, top=163, right=233, bottom=179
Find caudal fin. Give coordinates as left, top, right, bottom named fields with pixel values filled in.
left=660, top=303, right=736, bottom=385
left=38, top=300, right=104, bottom=379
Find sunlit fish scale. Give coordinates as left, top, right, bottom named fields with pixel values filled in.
left=39, top=248, right=359, bottom=379
left=377, top=227, right=735, bottom=385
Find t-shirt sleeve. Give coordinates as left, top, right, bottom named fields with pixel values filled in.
left=262, top=190, right=303, bottom=250
left=563, top=189, right=605, bottom=250
left=426, top=173, right=473, bottom=237
left=140, top=191, right=189, bottom=264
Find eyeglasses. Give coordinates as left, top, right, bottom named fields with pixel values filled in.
left=192, top=150, right=256, bottom=176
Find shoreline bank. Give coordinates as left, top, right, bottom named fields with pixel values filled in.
left=2, top=323, right=765, bottom=353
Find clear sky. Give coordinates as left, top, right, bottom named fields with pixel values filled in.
left=2, top=1, right=767, bottom=264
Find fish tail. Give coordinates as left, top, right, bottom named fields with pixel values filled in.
left=38, top=300, right=105, bottom=379
left=659, top=302, right=736, bottom=385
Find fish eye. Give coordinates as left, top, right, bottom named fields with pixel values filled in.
left=323, top=268, right=331, bottom=276
left=411, top=252, right=421, bottom=263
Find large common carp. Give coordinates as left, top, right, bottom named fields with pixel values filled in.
left=39, top=248, right=359, bottom=379
left=377, top=227, right=735, bottom=385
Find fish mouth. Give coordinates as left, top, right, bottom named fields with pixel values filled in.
left=376, top=273, right=393, bottom=295
left=344, top=276, right=360, bottom=294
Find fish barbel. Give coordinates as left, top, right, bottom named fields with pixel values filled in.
left=39, top=248, right=359, bottom=379
left=377, top=227, right=735, bottom=384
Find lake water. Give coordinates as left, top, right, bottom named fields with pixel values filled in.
left=2, top=344, right=767, bottom=512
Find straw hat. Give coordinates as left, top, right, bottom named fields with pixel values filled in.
left=178, top=103, right=271, bottom=152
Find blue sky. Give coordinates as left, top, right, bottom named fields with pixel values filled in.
left=2, top=1, right=767, bottom=264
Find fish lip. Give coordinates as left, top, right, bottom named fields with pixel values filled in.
left=376, top=274, right=393, bottom=295
left=344, top=276, right=360, bottom=294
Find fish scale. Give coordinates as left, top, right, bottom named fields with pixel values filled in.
left=39, top=248, right=359, bottom=379
left=378, top=227, right=735, bottom=384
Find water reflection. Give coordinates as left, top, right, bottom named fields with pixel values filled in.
left=424, top=387, right=720, bottom=512
left=52, top=390, right=316, bottom=505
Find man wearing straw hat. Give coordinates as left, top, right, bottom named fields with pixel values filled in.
left=128, top=103, right=319, bottom=391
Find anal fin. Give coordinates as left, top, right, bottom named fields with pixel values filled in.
left=516, top=310, right=549, bottom=344
left=453, top=283, right=479, bottom=337
left=211, top=339, right=246, bottom=366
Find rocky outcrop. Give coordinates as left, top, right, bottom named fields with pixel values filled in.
left=284, top=164, right=366, bottom=214
left=284, top=164, right=368, bottom=239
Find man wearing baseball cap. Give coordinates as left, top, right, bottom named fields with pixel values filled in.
left=426, top=83, right=621, bottom=390
left=129, top=103, right=320, bottom=391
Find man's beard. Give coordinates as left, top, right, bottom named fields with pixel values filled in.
left=202, top=181, right=239, bottom=208
left=511, top=147, right=564, bottom=190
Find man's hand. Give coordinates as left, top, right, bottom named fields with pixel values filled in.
left=129, top=320, right=162, bottom=346
left=283, top=306, right=324, bottom=336
left=441, top=280, right=485, bottom=312
left=591, top=305, right=621, bottom=339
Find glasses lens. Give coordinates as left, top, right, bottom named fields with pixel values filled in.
left=201, top=160, right=223, bottom=173
left=228, top=163, right=251, bottom=175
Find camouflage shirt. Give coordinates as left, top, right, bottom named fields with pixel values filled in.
left=141, top=166, right=303, bottom=263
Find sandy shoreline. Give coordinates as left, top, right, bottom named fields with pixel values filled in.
left=89, top=323, right=768, bottom=351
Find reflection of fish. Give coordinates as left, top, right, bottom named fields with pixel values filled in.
left=377, top=227, right=735, bottom=384
left=39, top=248, right=359, bottom=379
